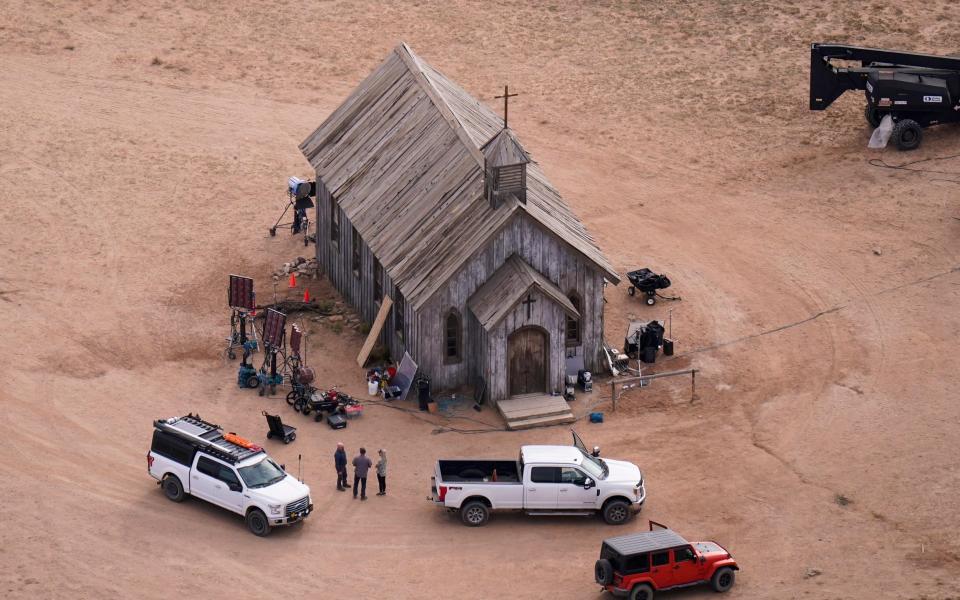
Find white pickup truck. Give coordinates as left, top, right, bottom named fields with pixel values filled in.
left=429, top=431, right=645, bottom=526
left=147, top=414, right=312, bottom=536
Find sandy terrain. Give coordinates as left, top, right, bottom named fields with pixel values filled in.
left=1, top=1, right=958, bottom=598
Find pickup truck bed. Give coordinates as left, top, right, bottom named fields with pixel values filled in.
left=437, top=459, right=521, bottom=482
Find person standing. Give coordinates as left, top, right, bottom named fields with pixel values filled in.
left=375, top=449, right=387, bottom=496
left=334, top=443, right=348, bottom=491
left=352, top=447, right=373, bottom=500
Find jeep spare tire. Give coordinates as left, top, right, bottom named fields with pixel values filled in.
left=711, top=567, right=735, bottom=592
left=594, top=558, right=613, bottom=585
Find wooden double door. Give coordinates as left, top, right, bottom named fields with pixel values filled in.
left=508, top=327, right=547, bottom=396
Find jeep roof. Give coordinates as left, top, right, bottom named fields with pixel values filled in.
left=602, top=529, right=690, bottom=556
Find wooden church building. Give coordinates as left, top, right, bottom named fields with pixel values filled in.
left=299, top=43, right=620, bottom=425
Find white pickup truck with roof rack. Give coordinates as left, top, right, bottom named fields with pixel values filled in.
left=147, top=414, right=312, bottom=536
left=429, top=431, right=645, bottom=526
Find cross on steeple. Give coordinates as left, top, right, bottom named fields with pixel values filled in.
left=521, top=293, right=536, bottom=319
left=495, top=85, right=519, bottom=129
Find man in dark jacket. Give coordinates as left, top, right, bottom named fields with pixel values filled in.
left=334, top=443, right=348, bottom=491
left=352, top=447, right=373, bottom=500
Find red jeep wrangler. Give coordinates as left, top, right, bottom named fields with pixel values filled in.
left=595, top=521, right=739, bottom=599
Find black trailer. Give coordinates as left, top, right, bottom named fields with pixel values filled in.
left=809, top=43, right=960, bottom=150
left=626, top=268, right=673, bottom=306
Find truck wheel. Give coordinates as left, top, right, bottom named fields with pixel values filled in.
left=286, top=391, right=299, bottom=406
left=246, top=508, right=271, bottom=537
left=864, top=105, right=884, bottom=128
left=892, top=119, right=922, bottom=151
left=602, top=499, right=631, bottom=525
left=594, top=558, right=614, bottom=585
left=460, top=501, right=489, bottom=527
left=629, top=583, right=654, bottom=600
left=162, top=475, right=186, bottom=503
left=711, top=567, right=735, bottom=592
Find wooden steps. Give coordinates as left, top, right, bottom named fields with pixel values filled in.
left=497, top=393, right=575, bottom=430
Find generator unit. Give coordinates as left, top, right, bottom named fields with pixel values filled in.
left=809, top=43, right=960, bottom=150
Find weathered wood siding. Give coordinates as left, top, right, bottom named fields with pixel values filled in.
left=314, top=178, right=412, bottom=362
left=420, top=212, right=607, bottom=400
left=484, top=290, right=566, bottom=402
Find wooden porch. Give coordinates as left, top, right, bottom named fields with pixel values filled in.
left=497, top=393, right=575, bottom=430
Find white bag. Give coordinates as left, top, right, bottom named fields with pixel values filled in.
left=868, top=114, right=894, bottom=149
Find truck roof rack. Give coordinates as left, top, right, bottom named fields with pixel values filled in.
left=153, top=413, right=264, bottom=465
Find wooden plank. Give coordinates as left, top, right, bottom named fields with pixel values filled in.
left=502, top=404, right=571, bottom=420
left=498, top=394, right=569, bottom=414
left=357, top=295, right=393, bottom=366
left=500, top=400, right=572, bottom=420
left=504, top=412, right=575, bottom=431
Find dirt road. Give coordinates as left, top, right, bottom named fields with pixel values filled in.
left=1, top=2, right=958, bottom=598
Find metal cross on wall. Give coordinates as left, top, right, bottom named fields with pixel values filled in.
left=522, top=294, right=536, bottom=319
left=495, top=85, right=518, bottom=128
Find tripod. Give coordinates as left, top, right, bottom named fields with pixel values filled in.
left=226, top=310, right=258, bottom=360
left=269, top=191, right=313, bottom=247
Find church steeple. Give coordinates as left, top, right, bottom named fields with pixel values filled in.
left=481, top=127, right=529, bottom=208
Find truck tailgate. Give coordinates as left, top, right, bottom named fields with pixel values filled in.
left=429, top=462, right=443, bottom=503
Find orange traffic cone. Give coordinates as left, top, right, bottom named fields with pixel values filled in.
left=289, top=272, right=297, bottom=288
left=303, top=289, right=310, bottom=302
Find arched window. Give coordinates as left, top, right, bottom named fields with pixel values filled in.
left=444, top=309, right=462, bottom=364
left=566, top=292, right=581, bottom=347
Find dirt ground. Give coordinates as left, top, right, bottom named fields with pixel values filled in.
left=2, top=1, right=959, bottom=598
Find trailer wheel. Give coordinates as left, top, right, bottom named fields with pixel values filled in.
left=892, top=119, right=922, bottom=151
left=460, top=500, right=490, bottom=527
left=286, top=391, right=299, bottom=406
left=246, top=375, right=260, bottom=389
left=162, top=475, right=186, bottom=503
left=864, top=105, right=884, bottom=128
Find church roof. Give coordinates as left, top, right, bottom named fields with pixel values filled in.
left=299, top=43, right=620, bottom=309
left=481, top=128, right=529, bottom=167
left=468, top=254, right=579, bottom=331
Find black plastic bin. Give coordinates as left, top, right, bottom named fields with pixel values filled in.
left=641, top=346, right=657, bottom=364
left=417, top=376, right=431, bottom=411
